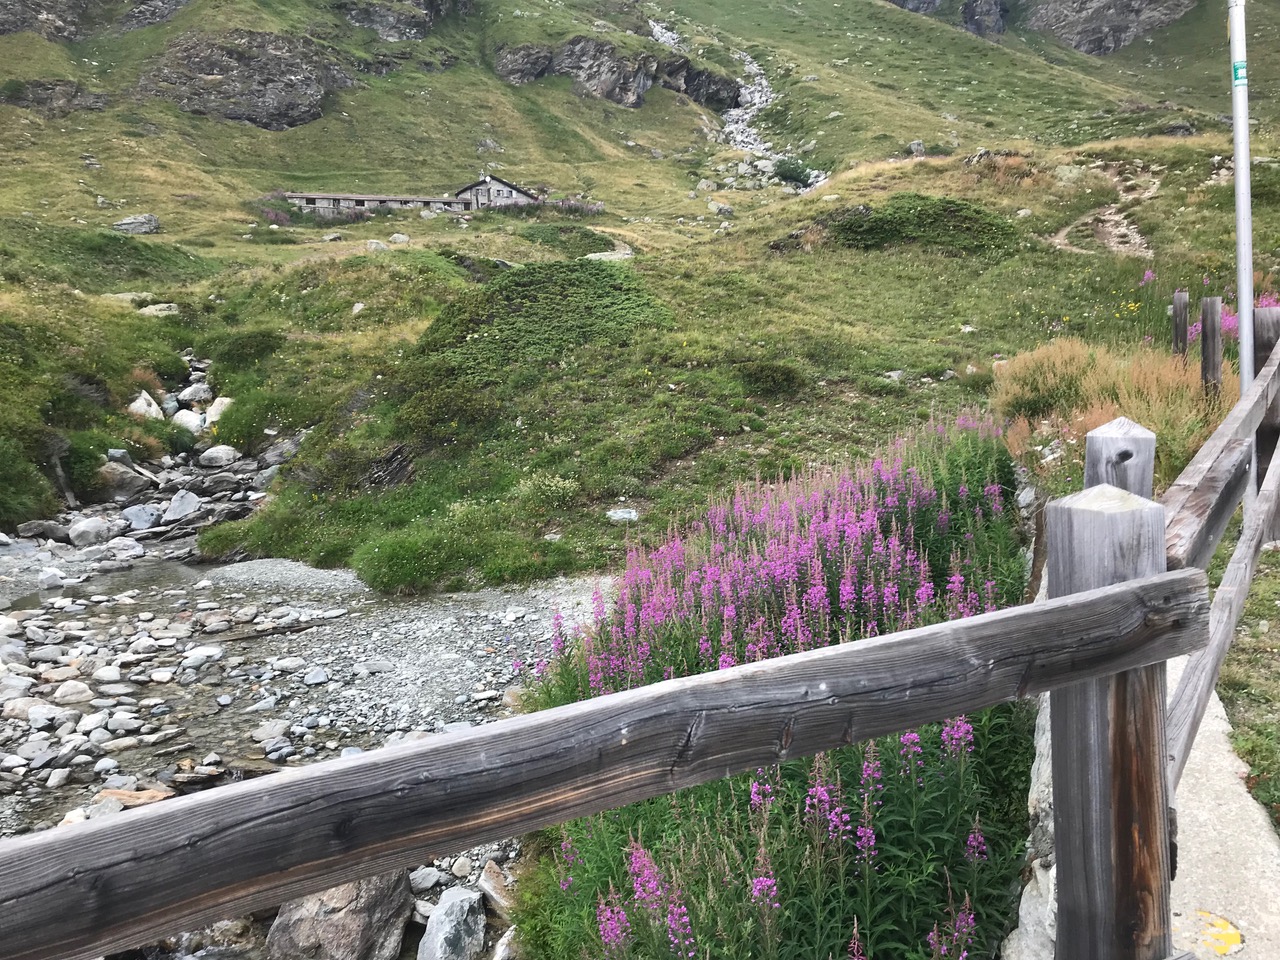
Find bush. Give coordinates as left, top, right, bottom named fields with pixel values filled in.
left=0, top=438, right=56, bottom=530
left=197, top=329, right=286, bottom=367
left=519, top=224, right=616, bottom=259
left=829, top=193, right=1018, bottom=257
left=513, top=472, right=580, bottom=514
left=773, top=157, right=814, bottom=187
left=737, top=359, right=806, bottom=398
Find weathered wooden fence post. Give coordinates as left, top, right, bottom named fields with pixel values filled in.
left=1050, top=420, right=1172, bottom=960
left=1254, top=307, right=1280, bottom=489
left=1172, top=290, right=1189, bottom=357
left=1085, top=417, right=1156, bottom=499
left=1201, top=297, right=1222, bottom=396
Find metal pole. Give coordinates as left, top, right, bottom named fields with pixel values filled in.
left=1229, top=0, right=1255, bottom=390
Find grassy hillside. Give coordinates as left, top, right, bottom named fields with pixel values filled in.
left=1, top=0, right=1278, bottom=550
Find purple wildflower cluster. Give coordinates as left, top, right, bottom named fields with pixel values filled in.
left=965, top=818, right=989, bottom=863
left=607, top=842, right=696, bottom=958
left=805, top=757, right=853, bottom=842
left=941, top=716, right=975, bottom=757
left=568, top=441, right=1007, bottom=697
left=926, top=895, right=977, bottom=959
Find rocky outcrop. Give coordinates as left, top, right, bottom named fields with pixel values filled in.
left=0, top=80, right=107, bottom=116
left=553, top=36, right=656, bottom=107
left=494, top=36, right=737, bottom=110
left=121, top=0, right=193, bottom=31
left=657, top=56, right=739, bottom=112
left=340, top=0, right=470, bottom=42
left=138, top=31, right=355, bottom=130
left=888, top=0, right=942, bottom=11
left=963, top=0, right=1007, bottom=35
left=1025, top=0, right=1196, bottom=53
left=0, top=0, right=86, bottom=41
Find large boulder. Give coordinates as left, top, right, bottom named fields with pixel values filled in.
left=0, top=0, right=87, bottom=40
left=68, top=516, right=112, bottom=547
left=417, top=887, right=484, bottom=960
left=139, top=31, right=356, bottom=130
left=205, top=396, right=234, bottom=425
left=171, top=409, right=204, bottom=434
left=199, top=445, right=241, bottom=468
left=112, top=214, right=160, bottom=235
left=266, top=871, right=412, bottom=960
left=127, top=391, right=165, bottom=420
left=94, top=462, right=153, bottom=503
left=161, top=489, right=203, bottom=524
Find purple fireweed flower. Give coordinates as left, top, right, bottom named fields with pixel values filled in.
left=750, top=846, right=781, bottom=910
left=860, top=743, right=884, bottom=807
left=750, top=769, right=775, bottom=812
left=805, top=757, right=852, bottom=841
left=942, top=716, right=975, bottom=757
left=666, top=889, right=696, bottom=958
left=848, top=919, right=868, bottom=960
left=718, top=651, right=737, bottom=670
left=627, top=843, right=667, bottom=912
left=966, top=817, right=989, bottom=862
left=597, top=894, right=631, bottom=954
left=1139, top=268, right=1156, bottom=287
left=855, top=797, right=877, bottom=865
left=900, top=730, right=924, bottom=784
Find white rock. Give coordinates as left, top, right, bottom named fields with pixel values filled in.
left=418, top=888, right=484, bottom=960
left=492, top=927, right=518, bottom=960
left=352, top=302, right=366, bottom=316
left=52, top=680, right=94, bottom=704
left=138, top=303, right=180, bottom=317
left=389, top=233, right=410, bottom=244
left=161, top=489, right=203, bottom=524
left=127, top=391, right=164, bottom=420
left=68, top=517, right=112, bottom=547
left=366, top=240, right=389, bottom=252
left=606, top=508, right=638, bottom=523
left=179, top=383, right=214, bottom=405
left=205, top=397, right=234, bottom=424
left=38, top=568, right=66, bottom=590
left=171, top=409, right=204, bottom=433
left=199, top=445, right=241, bottom=468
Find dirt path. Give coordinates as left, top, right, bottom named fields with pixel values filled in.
left=1046, top=162, right=1159, bottom=259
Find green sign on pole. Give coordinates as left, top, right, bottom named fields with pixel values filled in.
left=1233, top=61, right=1248, bottom=87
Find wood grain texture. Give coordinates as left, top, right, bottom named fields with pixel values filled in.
left=0, top=572, right=1209, bottom=960
left=1049, top=484, right=1173, bottom=960
left=1201, top=297, right=1222, bottom=396
left=1167, top=432, right=1280, bottom=789
left=1172, top=290, right=1189, bottom=356
left=1253, top=308, right=1280, bottom=486
left=1085, top=417, right=1156, bottom=500
left=1162, top=438, right=1252, bottom=572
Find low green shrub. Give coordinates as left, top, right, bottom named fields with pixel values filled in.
left=0, top=438, right=56, bottom=530
left=829, top=193, right=1018, bottom=257
left=519, top=224, right=616, bottom=259
left=737, top=359, right=806, bottom=398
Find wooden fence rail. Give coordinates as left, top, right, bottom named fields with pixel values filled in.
left=0, top=571, right=1210, bottom=960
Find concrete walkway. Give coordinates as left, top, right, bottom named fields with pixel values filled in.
left=1169, top=656, right=1280, bottom=958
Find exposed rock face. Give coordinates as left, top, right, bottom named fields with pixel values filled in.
left=1026, top=0, right=1196, bottom=53
left=963, top=0, right=1008, bottom=34
left=340, top=0, right=470, bottom=42
left=657, top=56, right=739, bottom=111
left=552, top=36, right=656, bottom=107
left=888, top=0, right=942, bottom=11
left=139, top=31, right=355, bottom=130
left=112, top=214, right=160, bottom=235
left=0, top=0, right=87, bottom=40
left=121, top=0, right=193, bottom=31
left=266, top=871, right=412, bottom=960
left=0, top=80, right=107, bottom=116
left=494, top=36, right=737, bottom=110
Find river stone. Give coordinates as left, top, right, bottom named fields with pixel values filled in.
left=0, top=675, right=36, bottom=703
left=205, top=396, right=234, bottom=424
left=417, top=887, right=484, bottom=960
left=68, top=517, right=112, bottom=547
left=38, top=568, right=66, bottom=590
left=0, top=616, right=20, bottom=638
left=52, top=680, right=94, bottom=704
left=127, top=390, right=164, bottom=419
left=409, top=867, right=441, bottom=895
left=171, top=408, right=204, bottom=433
left=199, top=445, right=241, bottom=468
left=478, top=860, right=513, bottom=920
left=162, top=489, right=203, bottom=524
left=112, top=214, right=160, bottom=235
left=178, top=383, right=214, bottom=405
left=252, top=719, right=290, bottom=742
left=303, top=667, right=329, bottom=686
left=492, top=927, right=518, bottom=960
left=122, top=504, right=164, bottom=530
left=2, top=697, right=48, bottom=721
left=266, top=870, right=412, bottom=960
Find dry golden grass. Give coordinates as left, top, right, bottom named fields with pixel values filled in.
left=994, top=338, right=1236, bottom=493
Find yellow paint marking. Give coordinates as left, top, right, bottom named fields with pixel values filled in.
left=1196, top=911, right=1244, bottom=956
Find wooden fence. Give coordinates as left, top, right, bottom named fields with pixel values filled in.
left=2, top=306, right=1278, bottom=960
